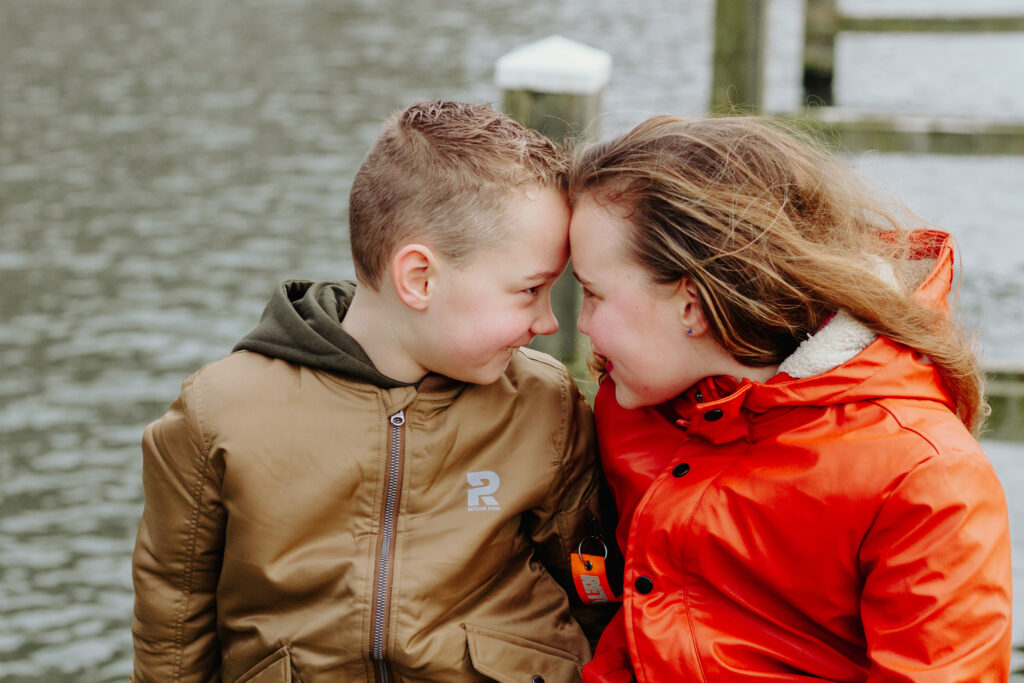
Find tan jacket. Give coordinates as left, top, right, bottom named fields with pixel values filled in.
left=132, top=282, right=606, bottom=683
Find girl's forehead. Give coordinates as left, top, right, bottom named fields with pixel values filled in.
left=570, top=203, right=635, bottom=275
left=576, top=187, right=633, bottom=213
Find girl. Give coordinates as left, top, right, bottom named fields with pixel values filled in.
left=568, top=116, right=1012, bottom=682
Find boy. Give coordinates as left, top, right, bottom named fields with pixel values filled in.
left=131, top=101, right=611, bottom=682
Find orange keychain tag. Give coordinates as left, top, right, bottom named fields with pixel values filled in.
left=571, top=538, right=621, bottom=605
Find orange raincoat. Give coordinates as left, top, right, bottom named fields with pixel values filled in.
left=584, top=231, right=1012, bottom=682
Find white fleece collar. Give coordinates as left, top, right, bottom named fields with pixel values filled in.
left=777, top=310, right=878, bottom=379
left=777, top=258, right=901, bottom=380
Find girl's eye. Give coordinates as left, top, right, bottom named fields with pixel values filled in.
left=581, top=287, right=594, bottom=298
left=523, top=286, right=539, bottom=295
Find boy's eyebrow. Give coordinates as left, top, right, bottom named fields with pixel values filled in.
left=525, top=269, right=564, bottom=282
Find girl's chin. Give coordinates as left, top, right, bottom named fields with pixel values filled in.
left=613, top=385, right=646, bottom=410
left=614, top=381, right=674, bottom=410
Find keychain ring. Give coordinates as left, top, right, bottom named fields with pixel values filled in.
left=577, top=536, right=609, bottom=564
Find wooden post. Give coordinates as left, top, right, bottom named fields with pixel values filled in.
left=496, top=36, right=611, bottom=367
left=803, top=0, right=837, bottom=106
left=711, top=0, right=767, bottom=113
left=986, top=367, right=1024, bottom=441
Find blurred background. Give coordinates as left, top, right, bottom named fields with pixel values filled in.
left=1, top=0, right=1022, bottom=680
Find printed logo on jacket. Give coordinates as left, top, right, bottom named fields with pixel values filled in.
left=467, top=471, right=501, bottom=511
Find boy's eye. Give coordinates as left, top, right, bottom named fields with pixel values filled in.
left=523, top=286, right=539, bottom=295
left=581, top=287, right=594, bottom=298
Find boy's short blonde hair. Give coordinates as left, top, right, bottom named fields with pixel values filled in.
left=349, top=100, right=567, bottom=290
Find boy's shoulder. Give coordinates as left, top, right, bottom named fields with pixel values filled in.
left=505, top=347, right=573, bottom=389
left=496, top=347, right=591, bottom=415
left=190, top=349, right=295, bottom=388
left=182, top=349, right=377, bottom=407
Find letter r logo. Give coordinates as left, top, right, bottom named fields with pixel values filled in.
left=467, top=471, right=500, bottom=509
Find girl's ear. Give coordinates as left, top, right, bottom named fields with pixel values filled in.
left=392, top=244, right=437, bottom=311
left=676, top=277, right=709, bottom=336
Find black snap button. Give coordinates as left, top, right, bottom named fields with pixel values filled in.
left=532, top=677, right=545, bottom=683
left=672, top=463, right=690, bottom=477
left=635, top=576, right=654, bottom=594
left=704, top=408, right=724, bottom=421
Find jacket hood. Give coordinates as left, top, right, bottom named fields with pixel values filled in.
left=669, top=230, right=958, bottom=443
left=233, top=280, right=411, bottom=388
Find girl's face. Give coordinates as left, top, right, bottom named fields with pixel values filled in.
left=570, top=194, right=710, bottom=409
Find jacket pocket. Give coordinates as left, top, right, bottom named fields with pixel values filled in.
left=234, top=645, right=293, bottom=683
left=465, top=623, right=583, bottom=683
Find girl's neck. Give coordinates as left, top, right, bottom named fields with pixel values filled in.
left=734, top=363, right=780, bottom=385
left=697, top=333, right=779, bottom=385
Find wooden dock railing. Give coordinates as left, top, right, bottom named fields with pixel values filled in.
left=798, top=0, right=1024, bottom=153
left=714, top=0, right=1024, bottom=155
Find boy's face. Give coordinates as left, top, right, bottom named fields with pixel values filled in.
left=415, top=185, right=570, bottom=384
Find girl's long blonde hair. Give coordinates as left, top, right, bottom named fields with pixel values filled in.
left=570, top=115, right=986, bottom=434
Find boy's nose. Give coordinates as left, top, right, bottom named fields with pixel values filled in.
left=531, top=304, right=559, bottom=336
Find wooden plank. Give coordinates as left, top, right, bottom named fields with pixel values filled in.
left=838, top=15, right=1024, bottom=33
left=778, top=110, right=1024, bottom=155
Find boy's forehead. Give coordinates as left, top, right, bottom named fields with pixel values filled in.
left=467, top=231, right=569, bottom=282
left=504, top=182, right=568, bottom=208
left=455, top=184, right=570, bottom=275
left=502, top=185, right=570, bottom=229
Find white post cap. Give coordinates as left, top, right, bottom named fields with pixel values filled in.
left=495, top=36, right=612, bottom=96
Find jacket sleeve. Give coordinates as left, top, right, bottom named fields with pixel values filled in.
left=526, top=370, right=623, bottom=646
left=859, top=448, right=1012, bottom=682
left=131, top=373, right=225, bottom=683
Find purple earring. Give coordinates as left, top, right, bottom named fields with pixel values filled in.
left=685, top=329, right=693, bottom=335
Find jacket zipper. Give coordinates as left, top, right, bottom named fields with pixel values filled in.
left=371, top=409, right=405, bottom=683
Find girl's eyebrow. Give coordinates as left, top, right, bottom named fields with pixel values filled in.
left=571, top=270, right=592, bottom=286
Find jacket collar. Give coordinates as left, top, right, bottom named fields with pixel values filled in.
left=661, top=230, right=957, bottom=444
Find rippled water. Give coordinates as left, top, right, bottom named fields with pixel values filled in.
left=2, top=0, right=1023, bottom=680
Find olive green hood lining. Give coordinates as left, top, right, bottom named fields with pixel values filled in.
left=233, top=279, right=412, bottom=389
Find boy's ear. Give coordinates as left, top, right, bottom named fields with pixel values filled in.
left=675, top=277, right=709, bottom=336
left=392, top=243, right=437, bottom=311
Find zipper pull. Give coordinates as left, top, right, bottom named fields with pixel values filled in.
left=390, top=410, right=405, bottom=426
